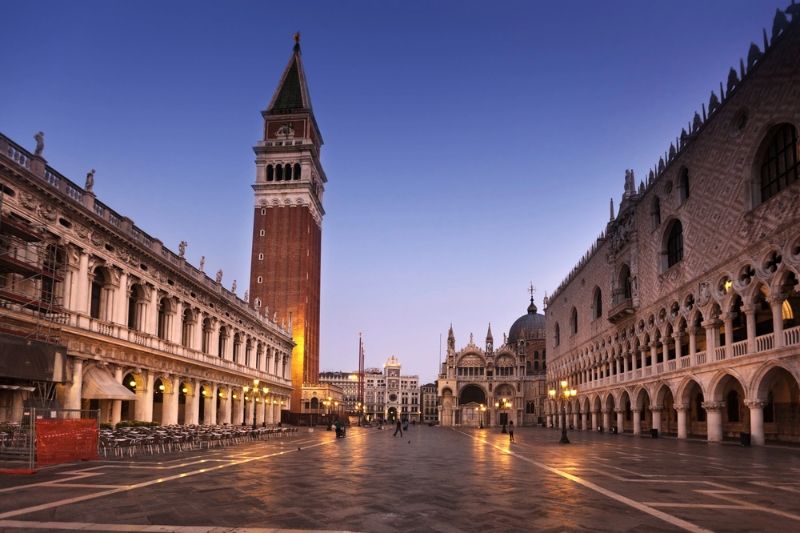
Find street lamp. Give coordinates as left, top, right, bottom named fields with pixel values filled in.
left=549, top=380, right=577, bottom=444
left=479, top=404, right=486, bottom=429
left=495, top=398, right=511, bottom=433
left=323, top=398, right=332, bottom=430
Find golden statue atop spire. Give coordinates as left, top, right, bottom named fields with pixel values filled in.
left=293, top=31, right=301, bottom=52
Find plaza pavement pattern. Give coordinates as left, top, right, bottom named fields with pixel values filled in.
left=0, top=426, right=799, bottom=532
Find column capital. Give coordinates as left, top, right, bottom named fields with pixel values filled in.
left=744, top=399, right=766, bottom=409
left=674, top=403, right=688, bottom=412
left=650, top=405, right=664, bottom=412
left=701, top=401, right=725, bottom=411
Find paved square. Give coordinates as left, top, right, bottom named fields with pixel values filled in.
left=1, top=426, right=799, bottom=532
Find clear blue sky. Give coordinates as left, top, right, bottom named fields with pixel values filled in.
left=1, top=1, right=787, bottom=382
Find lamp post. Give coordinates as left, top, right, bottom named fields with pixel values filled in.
left=323, top=398, right=332, bottom=430
left=549, top=380, right=577, bottom=444
left=495, top=398, right=511, bottom=433
left=479, top=404, right=486, bottom=429
left=244, top=378, right=260, bottom=429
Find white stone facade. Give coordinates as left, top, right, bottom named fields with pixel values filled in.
left=0, top=133, right=293, bottom=426
left=362, top=358, right=420, bottom=422
left=544, top=16, right=800, bottom=446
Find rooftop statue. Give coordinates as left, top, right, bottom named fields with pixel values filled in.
left=34, top=131, right=44, bottom=157
left=85, top=169, right=95, bottom=192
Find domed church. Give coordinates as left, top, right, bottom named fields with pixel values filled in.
left=437, top=294, right=548, bottom=427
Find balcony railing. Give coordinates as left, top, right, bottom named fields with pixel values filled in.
left=568, top=326, right=800, bottom=392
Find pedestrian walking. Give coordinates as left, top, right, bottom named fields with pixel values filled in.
left=508, top=420, right=515, bottom=443
left=393, top=418, right=403, bottom=437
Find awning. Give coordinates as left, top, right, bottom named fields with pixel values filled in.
left=81, top=367, right=136, bottom=400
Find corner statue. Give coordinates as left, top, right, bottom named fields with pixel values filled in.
left=34, top=132, right=44, bottom=157
left=85, top=169, right=95, bottom=192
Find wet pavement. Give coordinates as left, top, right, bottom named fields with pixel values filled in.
left=0, top=425, right=799, bottom=532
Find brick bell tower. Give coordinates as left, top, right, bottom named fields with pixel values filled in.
left=250, top=33, right=326, bottom=413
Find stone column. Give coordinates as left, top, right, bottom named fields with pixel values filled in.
left=111, top=367, right=123, bottom=425
left=650, top=343, right=658, bottom=366
left=186, top=380, right=200, bottom=425
left=133, top=373, right=149, bottom=421
left=673, top=334, right=682, bottom=359
left=770, top=296, right=785, bottom=348
left=746, top=400, right=765, bottom=446
left=114, top=272, right=129, bottom=327
left=743, top=304, right=756, bottom=354
left=703, top=320, right=717, bottom=352
left=651, top=407, right=662, bottom=433
left=207, top=384, right=218, bottom=425
left=591, top=411, right=598, bottom=430
left=632, top=409, right=641, bottom=435
left=623, top=354, right=629, bottom=373
left=703, top=402, right=724, bottom=442
left=75, top=252, right=90, bottom=315
left=676, top=405, right=688, bottom=439
left=546, top=414, right=553, bottom=427
left=172, top=300, right=183, bottom=346
left=602, top=409, right=611, bottom=431
left=62, top=358, right=84, bottom=415
left=147, top=286, right=158, bottom=335
left=615, top=409, right=624, bottom=432
left=688, top=327, right=697, bottom=357
left=581, top=412, right=588, bottom=431
left=235, top=391, right=245, bottom=425
left=210, top=321, right=220, bottom=357
left=572, top=412, right=579, bottom=429
left=722, top=312, right=734, bottom=358
left=162, top=377, right=179, bottom=426
left=256, top=398, right=265, bottom=425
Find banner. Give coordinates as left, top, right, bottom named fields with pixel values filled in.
left=36, top=418, right=98, bottom=465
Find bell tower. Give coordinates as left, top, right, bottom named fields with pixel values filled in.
left=249, top=34, right=326, bottom=413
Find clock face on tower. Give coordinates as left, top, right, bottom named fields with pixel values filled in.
left=389, top=393, right=398, bottom=402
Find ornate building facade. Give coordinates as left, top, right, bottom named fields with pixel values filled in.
left=249, top=36, right=326, bottom=412
left=0, top=133, right=293, bottom=425
left=544, top=7, right=800, bottom=446
left=437, top=297, right=548, bottom=427
left=361, top=358, right=420, bottom=423
left=420, top=382, right=438, bottom=424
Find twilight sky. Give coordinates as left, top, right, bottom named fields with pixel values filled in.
left=1, top=0, right=787, bottom=383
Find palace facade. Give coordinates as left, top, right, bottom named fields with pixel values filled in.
left=0, top=133, right=293, bottom=425
left=544, top=8, right=800, bottom=445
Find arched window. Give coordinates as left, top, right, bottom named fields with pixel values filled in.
left=285, top=164, right=292, bottom=180
left=157, top=296, right=170, bottom=340
left=665, top=220, right=684, bottom=268
left=266, top=165, right=274, bottom=182
left=127, top=284, right=145, bottom=331
left=181, top=308, right=193, bottom=348
left=678, top=167, right=690, bottom=204
left=293, top=163, right=301, bottom=180
left=618, top=264, right=632, bottom=300
left=651, top=196, right=661, bottom=228
left=90, top=268, right=111, bottom=320
left=218, top=326, right=228, bottom=358
left=570, top=307, right=578, bottom=335
left=232, top=333, right=241, bottom=363
left=554, top=323, right=560, bottom=347
left=201, top=317, right=212, bottom=354
left=592, top=287, right=603, bottom=320
left=276, top=164, right=283, bottom=181
left=759, top=123, right=798, bottom=203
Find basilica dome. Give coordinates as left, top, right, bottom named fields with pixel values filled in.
left=508, top=299, right=546, bottom=344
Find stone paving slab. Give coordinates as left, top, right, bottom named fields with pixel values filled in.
left=1, top=426, right=799, bottom=532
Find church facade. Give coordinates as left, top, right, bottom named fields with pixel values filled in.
left=544, top=8, right=800, bottom=445
left=249, top=36, right=326, bottom=412
left=437, top=297, right=548, bottom=427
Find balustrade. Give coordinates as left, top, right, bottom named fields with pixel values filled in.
left=695, top=351, right=706, bottom=365
left=713, top=346, right=726, bottom=361
left=785, top=325, right=800, bottom=347
left=732, top=339, right=748, bottom=357
left=667, top=360, right=677, bottom=372
left=756, top=333, right=774, bottom=352
left=680, top=355, right=690, bottom=368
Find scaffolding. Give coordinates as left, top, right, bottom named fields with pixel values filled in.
left=0, top=186, right=69, bottom=416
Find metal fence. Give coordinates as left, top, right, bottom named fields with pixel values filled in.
left=0, top=408, right=99, bottom=473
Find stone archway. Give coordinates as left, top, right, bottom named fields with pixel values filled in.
left=753, top=365, right=800, bottom=443
left=459, top=385, right=487, bottom=428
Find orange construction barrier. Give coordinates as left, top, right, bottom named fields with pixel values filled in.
left=36, top=418, right=98, bottom=466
